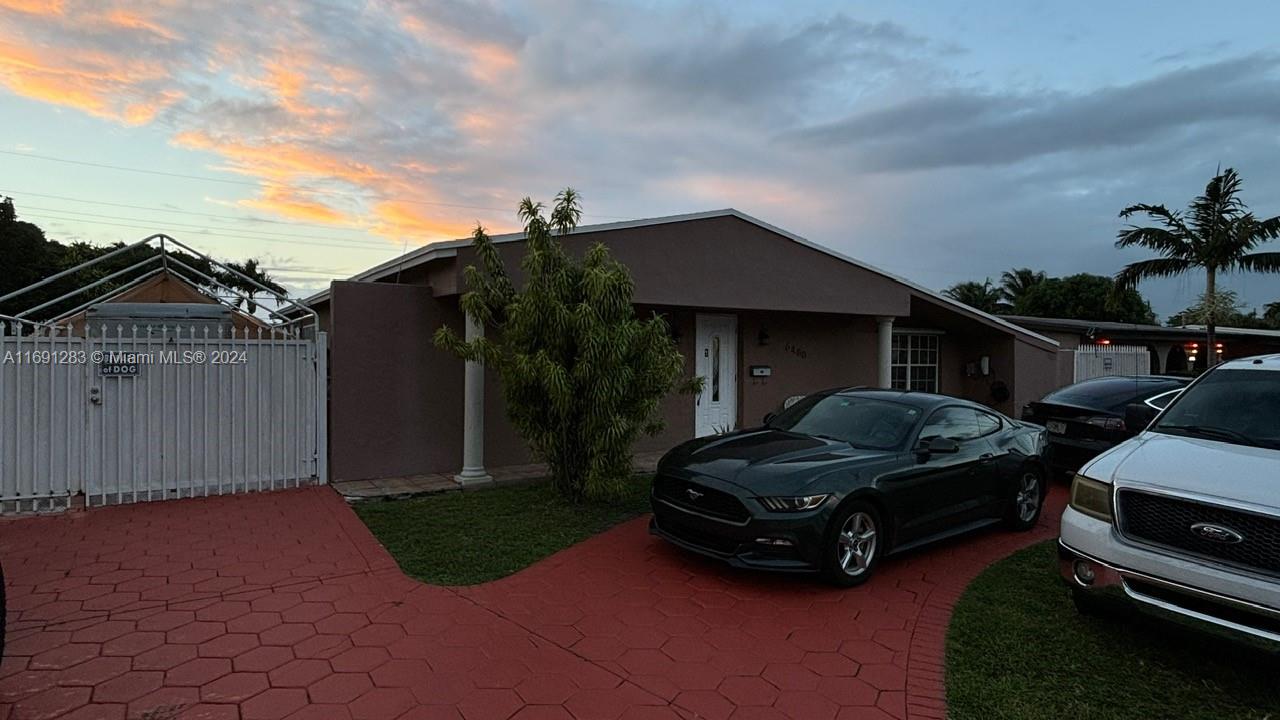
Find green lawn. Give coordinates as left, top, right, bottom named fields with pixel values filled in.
left=353, top=475, right=652, bottom=585
left=947, top=540, right=1280, bottom=720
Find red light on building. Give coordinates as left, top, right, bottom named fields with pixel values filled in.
left=1097, top=338, right=1111, bottom=345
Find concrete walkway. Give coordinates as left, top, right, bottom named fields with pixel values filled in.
left=0, top=483, right=1064, bottom=720
left=331, top=453, right=666, bottom=501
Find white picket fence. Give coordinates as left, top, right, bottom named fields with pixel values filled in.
left=0, top=320, right=327, bottom=512
left=1073, top=343, right=1150, bottom=382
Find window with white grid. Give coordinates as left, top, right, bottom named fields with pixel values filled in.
left=891, top=333, right=939, bottom=393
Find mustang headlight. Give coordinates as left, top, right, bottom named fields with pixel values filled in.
left=1069, top=474, right=1113, bottom=522
left=757, top=495, right=830, bottom=512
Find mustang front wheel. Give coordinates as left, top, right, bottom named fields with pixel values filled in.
left=823, top=502, right=882, bottom=587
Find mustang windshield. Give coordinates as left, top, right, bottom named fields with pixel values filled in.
left=1152, top=368, right=1280, bottom=450
left=767, top=395, right=921, bottom=450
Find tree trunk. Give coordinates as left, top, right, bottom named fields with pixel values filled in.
left=1205, top=267, right=1216, bottom=369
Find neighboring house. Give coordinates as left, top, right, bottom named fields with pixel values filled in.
left=54, top=269, right=269, bottom=335
left=303, top=209, right=1062, bottom=484
left=1002, top=315, right=1280, bottom=379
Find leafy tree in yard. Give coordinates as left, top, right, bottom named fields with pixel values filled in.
left=1115, top=168, right=1280, bottom=364
left=998, top=268, right=1046, bottom=307
left=1014, top=273, right=1155, bottom=324
left=942, top=279, right=1004, bottom=313
left=1166, top=291, right=1280, bottom=330
left=434, top=189, right=701, bottom=502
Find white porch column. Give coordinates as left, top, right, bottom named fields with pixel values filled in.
left=455, top=311, right=493, bottom=486
left=876, top=317, right=895, bottom=389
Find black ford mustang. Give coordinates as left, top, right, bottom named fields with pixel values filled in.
left=650, top=388, right=1049, bottom=586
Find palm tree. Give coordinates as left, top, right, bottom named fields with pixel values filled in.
left=215, top=259, right=286, bottom=315
left=1265, top=301, right=1280, bottom=329
left=998, top=268, right=1046, bottom=310
left=942, top=279, right=1004, bottom=314
left=1115, top=168, right=1280, bottom=366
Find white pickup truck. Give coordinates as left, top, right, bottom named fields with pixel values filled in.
left=1059, top=354, right=1280, bottom=644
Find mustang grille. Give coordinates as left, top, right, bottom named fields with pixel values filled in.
left=653, top=475, right=750, bottom=523
left=1117, top=490, right=1280, bottom=577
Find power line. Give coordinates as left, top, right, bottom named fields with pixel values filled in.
left=21, top=209, right=410, bottom=255
left=18, top=204, right=392, bottom=247
left=0, top=149, right=637, bottom=219
left=0, top=188, right=379, bottom=233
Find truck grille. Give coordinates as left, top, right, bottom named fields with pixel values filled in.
left=653, top=475, right=750, bottom=523
left=1117, top=490, right=1280, bottom=577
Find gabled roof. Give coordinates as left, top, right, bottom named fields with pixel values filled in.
left=304, top=209, right=1057, bottom=348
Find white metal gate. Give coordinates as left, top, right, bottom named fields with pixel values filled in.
left=0, top=321, right=328, bottom=512
left=1074, top=343, right=1150, bottom=382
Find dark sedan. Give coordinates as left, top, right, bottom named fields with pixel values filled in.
left=1021, top=375, right=1189, bottom=476
left=649, top=388, right=1049, bottom=586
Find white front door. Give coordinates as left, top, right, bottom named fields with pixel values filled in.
left=695, top=314, right=738, bottom=437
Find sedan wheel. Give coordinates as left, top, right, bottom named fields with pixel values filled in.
left=824, top=503, right=883, bottom=587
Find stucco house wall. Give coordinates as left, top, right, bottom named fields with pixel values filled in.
left=317, top=211, right=1060, bottom=482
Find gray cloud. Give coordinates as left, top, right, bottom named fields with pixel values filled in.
left=793, top=54, right=1280, bottom=171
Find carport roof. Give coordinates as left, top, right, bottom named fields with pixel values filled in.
left=303, top=208, right=1057, bottom=349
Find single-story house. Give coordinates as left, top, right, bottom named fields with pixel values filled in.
left=53, top=269, right=269, bottom=336
left=1001, top=314, right=1280, bottom=376
left=304, top=209, right=1061, bottom=483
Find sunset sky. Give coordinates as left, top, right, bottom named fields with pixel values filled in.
left=3, top=0, right=1280, bottom=317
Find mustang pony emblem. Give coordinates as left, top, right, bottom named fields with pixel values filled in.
left=686, top=488, right=704, bottom=501
left=1190, top=522, right=1244, bottom=544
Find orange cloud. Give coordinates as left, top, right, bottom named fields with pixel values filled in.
left=0, top=38, right=176, bottom=123
left=103, top=9, right=180, bottom=41
left=369, top=200, right=479, bottom=242
left=397, top=13, right=518, bottom=85
left=239, top=187, right=352, bottom=225
left=173, top=130, right=384, bottom=187
left=0, top=0, right=64, bottom=15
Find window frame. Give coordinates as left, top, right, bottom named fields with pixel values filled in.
left=916, top=405, right=984, bottom=443
left=891, top=332, right=941, bottom=394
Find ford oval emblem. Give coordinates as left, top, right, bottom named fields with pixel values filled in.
left=686, top=488, right=704, bottom=501
left=1190, top=522, right=1244, bottom=544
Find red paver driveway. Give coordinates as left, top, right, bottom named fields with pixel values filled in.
left=1, top=485, right=1064, bottom=720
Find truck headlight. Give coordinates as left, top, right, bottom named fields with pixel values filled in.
left=1069, top=474, right=1113, bottom=522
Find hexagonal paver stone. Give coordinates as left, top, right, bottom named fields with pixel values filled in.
left=200, top=671, right=271, bottom=702
left=235, top=646, right=296, bottom=673
left=308, top=672, right=374, bottom=704
left=166, top=657, right=232, bottom=686
left=13, top=685, right=92, bottom=720
left=349, top=687, right=417, bottom=720
left=268, top=658, right=332, bottom=688
left=241, top=687, right=309, bottom=720
left=92, top=671, right=165, bottom=704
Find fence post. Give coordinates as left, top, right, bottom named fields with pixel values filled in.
left=315, top=331, right=328, bottom=484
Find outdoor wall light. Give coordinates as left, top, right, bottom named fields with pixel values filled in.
left=757, top=328, right=771, bottom=346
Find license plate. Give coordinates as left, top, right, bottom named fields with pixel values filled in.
left=1046, top=420, right=1067, bottom=435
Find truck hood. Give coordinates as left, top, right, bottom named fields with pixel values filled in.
left=1083, top=431, right=1280, bottom=512
left=660, top=428, right=894, bottom=495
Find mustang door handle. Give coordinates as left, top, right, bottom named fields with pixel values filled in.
left=978, top=453, right=995, bottom=464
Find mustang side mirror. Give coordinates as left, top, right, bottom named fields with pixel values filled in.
left=762, top=412, right=775, bottom=425
left=916, top=436, right=959, bottom=460
left=928, top=437, right=961, bottom=454
left=1124, top=403, right=1158, bottom=432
